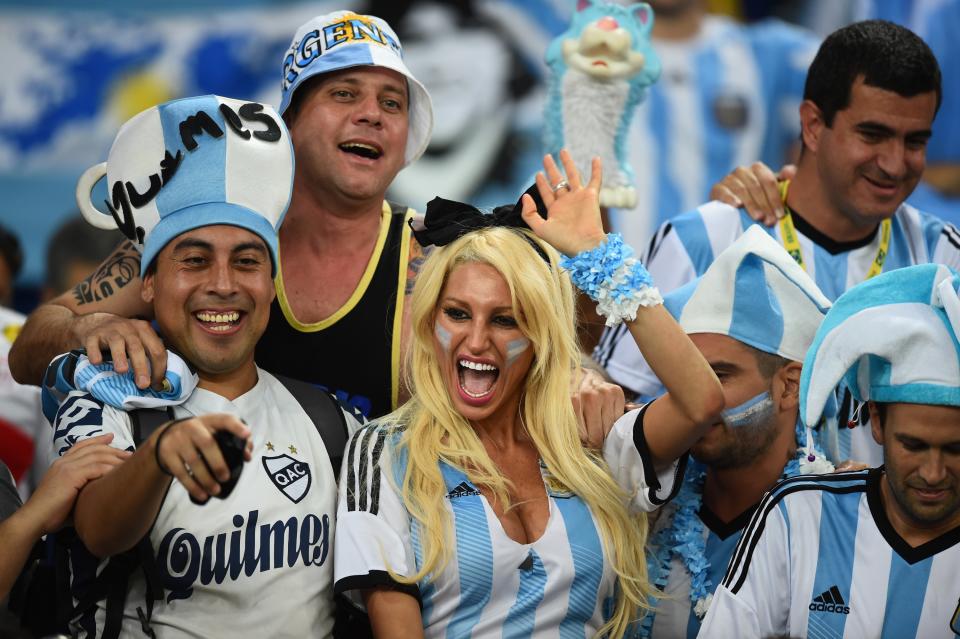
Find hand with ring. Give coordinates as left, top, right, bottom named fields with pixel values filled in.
left=520, top=149, right=606, bottom=257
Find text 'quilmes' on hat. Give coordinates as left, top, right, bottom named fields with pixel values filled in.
left=279, top=10, right=434, bottom=166
left=75, top=95, right=294, bottom=276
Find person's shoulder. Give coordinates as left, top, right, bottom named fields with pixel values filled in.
left=763, top=468, right=871, bottom=511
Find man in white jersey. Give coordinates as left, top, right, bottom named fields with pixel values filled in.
left=609, top=0, right=818, bottom=246
left=52, top=96, right=361, bottom=638
left=641, top=227, right=833, bottom=638
left=595, top=19, right=959, bottom=466
left=701, top=263, right=960, bottom=639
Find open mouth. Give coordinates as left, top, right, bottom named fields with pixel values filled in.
left=457, top=358, right=499, bottom=399
left=194, top=310, right=243, bottom=333
left=339, top=142, right=382, bottom=160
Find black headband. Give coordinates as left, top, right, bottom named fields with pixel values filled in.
left=410, top=184, right=551, bottom=262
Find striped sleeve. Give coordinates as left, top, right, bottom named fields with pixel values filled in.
left=334, top=422, right=420, bottom=605
left=52, top=391, right=133, bottom=457
left=603, top=403, right=688, bottom=512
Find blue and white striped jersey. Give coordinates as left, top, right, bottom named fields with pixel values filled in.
left=609, top=15, right=818, bottom=248
left=645, top=503, right=753, bottom=639
left=700, top=469, right=960, bottom=639
left=594, top=201, right=960, bottom=466
left=334, top=405, right=685, bottom=638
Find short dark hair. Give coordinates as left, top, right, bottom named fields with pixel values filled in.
left=45, top=215, right=125, bottom=295
left=751, top=347, right=791, bottom=380
left=804, top=20, right=941, bottom=126
left=0, top=223, right=22, bottom=279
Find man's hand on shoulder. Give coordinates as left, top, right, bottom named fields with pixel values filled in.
left=572, top=366, right=626, bottom=449
left=710, top=162, right=797, bottom=226
left=74, top=312, right=168, bottom=390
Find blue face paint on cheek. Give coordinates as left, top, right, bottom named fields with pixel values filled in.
left=435, top=322, right=452, bottom=353
left=505, top=337, right=530, bottom=366
left=720, top=391, right=774, bottom=429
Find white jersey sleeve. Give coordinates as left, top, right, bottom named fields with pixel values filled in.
left=52, top=390, right=134, bottom=457
left=698, top=485, right=792, bottom=639
left=603, top=403, right=688, bottom=513
left=334, top=422, right=421, bottom=606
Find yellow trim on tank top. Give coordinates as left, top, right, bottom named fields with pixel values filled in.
left=274, top=201, right=393, bottom=332
left=390, top=210, right=414, bottom=410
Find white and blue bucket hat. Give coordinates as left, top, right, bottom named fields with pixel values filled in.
left=279, top=10, right=433, bottom=166
left=75, top=95, right=293, bottom=276
left=664, top=226, right=832, bottom=361
left=801, top=263, right=960, bottom=428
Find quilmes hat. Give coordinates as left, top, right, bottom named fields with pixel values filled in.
left=76, top=95, right=293, bottom=276
left=801, top=263, right=960, bottom=427
left=279, top=10, right=434, bottom=166
left=664, top=226, right=832, bottom=361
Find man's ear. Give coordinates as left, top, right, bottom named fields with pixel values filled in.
left=868, top=401, right=883, bottom=446
left=799, top=100, right=825, bottom=153
left=773, top=361, right=802, bottom=412
left=141, top=268, right=155, bottom=305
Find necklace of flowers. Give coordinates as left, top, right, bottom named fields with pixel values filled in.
left=638, top=419, right=833, bottom=636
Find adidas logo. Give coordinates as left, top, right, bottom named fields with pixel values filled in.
left=447, top=481, right=481, bottom=499
left=808, top=585, right=851, bottom=615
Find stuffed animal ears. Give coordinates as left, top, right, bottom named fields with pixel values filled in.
left=575, top=0, right=654, bottom=33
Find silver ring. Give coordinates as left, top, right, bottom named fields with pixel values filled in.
left=183, top=461, right=194, bottom=478
left=552, top=179, right=570, bottom=194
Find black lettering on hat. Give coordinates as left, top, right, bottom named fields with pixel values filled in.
left=296, top=29, right=322, bottom=68
left=105, top=183, right=145, bottom=245
left=179, top=110, right=223, bottom=151
left=239, top=103, right=281, bottom=142
left=125, top=175, right=161, bottom=208
left=219, top=104, right=252, bottom=140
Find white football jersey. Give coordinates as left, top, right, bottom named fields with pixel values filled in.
left=334, top=404, right=685, bottom=638
left=53, top=368, right=361, bottom=638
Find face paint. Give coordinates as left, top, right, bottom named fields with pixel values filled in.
left=505, top=337, right=530, bottom=366
left=721, top=391, right=775, bottom=429
left=435, top=321, right=452, bottom=353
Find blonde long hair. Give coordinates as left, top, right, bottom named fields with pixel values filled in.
left=386, top=226, right=651, bottom=637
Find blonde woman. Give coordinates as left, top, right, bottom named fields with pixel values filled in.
left=334, top=152, right=723, bottom=638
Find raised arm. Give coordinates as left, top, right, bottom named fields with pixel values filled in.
left=9, top=240, right=166, bottom=389
left=521, top=151, right=723, bottom=466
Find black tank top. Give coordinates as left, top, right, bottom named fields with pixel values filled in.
left=255, top=202, right=411, bottom=419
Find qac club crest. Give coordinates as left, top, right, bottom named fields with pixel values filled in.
left=262, top=454, right=312, bottom=503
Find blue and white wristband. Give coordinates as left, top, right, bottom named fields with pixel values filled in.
left=559, top=233, right=663, bottom=326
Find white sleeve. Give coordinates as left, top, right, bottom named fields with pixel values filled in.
left=334, top=424, right=421, bottom=606
left=698, top=492, right=791, bottom=639
left=51, top=390, right=133, bottom=457
left=602, top=403, right=688, bottom=513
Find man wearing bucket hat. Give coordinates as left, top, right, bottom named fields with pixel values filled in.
left=594, top=19, right=960, bottom=468
left=52, top=95, right=362, bottom=637
left=700, top=263, right=960, bottom=638
left=639, top=226, right=833, bottom=638
left=10, top=11, right=431, bottom=420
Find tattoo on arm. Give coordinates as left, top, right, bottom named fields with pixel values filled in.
left=405, top=241, right=432, bottom=296
left=73, top=241, right=141, bottom=306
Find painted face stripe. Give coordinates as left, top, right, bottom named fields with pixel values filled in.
left=556, top=496, right=604, bottom=639
left=720, top=391, right=774, bottom=429
left=506, top=337, right=530, bottom=366
left=503, top=550, right=548, bottom=638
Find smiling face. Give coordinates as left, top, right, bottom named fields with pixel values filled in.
left=288, top=66, right=409, bottom=208
left=141, top=225, right=275, bottom=379
left=806, top=77, right=936, bottom=226
left=873, top=402, right=960, bottom=533
left=433, top=261, right=534, bottom=428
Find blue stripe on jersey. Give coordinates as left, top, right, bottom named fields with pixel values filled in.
left=697, top=47, right=734, bottom=202
left=649, top=83, right=680, bottom=226
left=672, top=213, right=715, bottom=276
left=811, top=243, right=848, bottom=303
left=880, top=553, right=933, bottom=639
left=886, top=213, right=915, bottom=274
left=503, top=550, right=547, bottom=639
left=808, top=489, right=861, bottom=638
left=440, top=464, right=493, bottom=639
left=410, top=521, right=436, bottom=626
left=556, top=496, right=604, bottom=639
left=684, top=529, right=743, bottom=639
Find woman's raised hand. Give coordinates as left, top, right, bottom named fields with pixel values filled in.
left=521, top=150, right=606, bottom=257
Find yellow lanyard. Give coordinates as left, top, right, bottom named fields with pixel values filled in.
left=776, top=181, right=891, bottom=279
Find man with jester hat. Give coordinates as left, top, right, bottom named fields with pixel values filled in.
left=642, top=226, right=833, bottom=638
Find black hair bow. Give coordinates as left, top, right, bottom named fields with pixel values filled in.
left=410, top=183, right=548, bottom=249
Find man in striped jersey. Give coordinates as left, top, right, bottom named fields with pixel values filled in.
left=594, top=19, right=958, bottom=467
left=641, top=227, right=833, bottom=638
left=700, top=263, right=960, bottom=639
